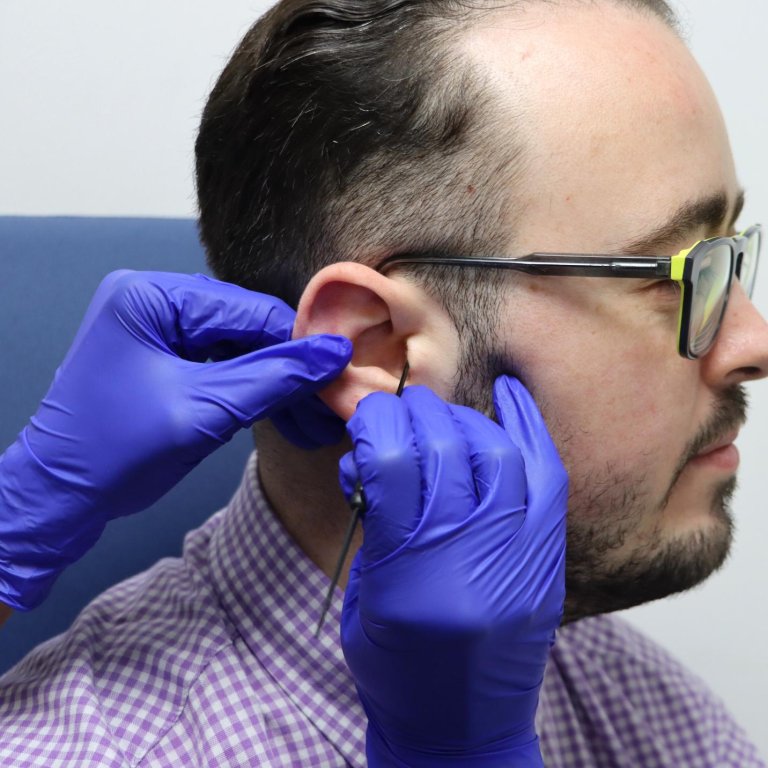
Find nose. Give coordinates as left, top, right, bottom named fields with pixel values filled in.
left=701, top=281, right=768, bottom=387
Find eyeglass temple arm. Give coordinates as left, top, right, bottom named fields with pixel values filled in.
left=378, top=253, right=673, bottom=278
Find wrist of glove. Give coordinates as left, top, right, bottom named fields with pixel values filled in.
left=0, top=270, right=352, bottom=610
left=365, top=720, right=544, bottom=768
left=0, top=435, right=108, bottom=610
left=339, top=380, right=566, bottom=766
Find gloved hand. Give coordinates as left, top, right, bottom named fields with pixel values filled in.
left=340, top=380, right=567, bottom=767
left=0, top=270, right=352, bottom=611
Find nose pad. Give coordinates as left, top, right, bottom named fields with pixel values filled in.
left=734, top=251, right=744, bottom=282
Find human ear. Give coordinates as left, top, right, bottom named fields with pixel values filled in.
left=293, top=262, right=459, bottom=420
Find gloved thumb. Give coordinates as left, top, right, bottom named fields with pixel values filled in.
left=190, top=334, right=352, bottom=437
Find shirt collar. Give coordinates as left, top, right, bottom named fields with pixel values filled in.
left=209, top=452, right=366, bottom=767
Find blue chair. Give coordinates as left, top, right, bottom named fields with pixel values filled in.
left=0, top=217, right=252, bottom=672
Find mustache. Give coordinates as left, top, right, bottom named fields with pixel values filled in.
left=666, top=386, right=748, bottom=493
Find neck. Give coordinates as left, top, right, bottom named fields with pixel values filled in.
left=253, top=421, right=362, bottom=589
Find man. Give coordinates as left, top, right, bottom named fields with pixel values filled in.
left=1, top=0, right=767, bottom=765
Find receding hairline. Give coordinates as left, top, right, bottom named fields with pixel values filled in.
left=195, top=0, right=682, bottom=306
left=404, top=0, right=685, bottom=253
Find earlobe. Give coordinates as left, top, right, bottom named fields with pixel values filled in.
left=294, top=262, right=410, bottom=420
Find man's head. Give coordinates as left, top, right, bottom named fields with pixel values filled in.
left=195, top=0, right=768, bottom=621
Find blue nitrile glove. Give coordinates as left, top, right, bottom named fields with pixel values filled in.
left=340, top=380, right=566, bottom=767
left=0, top=270, right=352, bottom=610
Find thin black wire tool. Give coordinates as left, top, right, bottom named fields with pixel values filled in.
left=315, top=361, right=410, bottom=636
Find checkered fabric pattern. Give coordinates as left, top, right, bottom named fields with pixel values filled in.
left=0, top=453, right=764, bottom=767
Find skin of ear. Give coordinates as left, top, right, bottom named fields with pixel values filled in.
left=293, top=261, right=461, bottom=419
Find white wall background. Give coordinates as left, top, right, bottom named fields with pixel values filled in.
left=1, top=0, right=766, bottom=757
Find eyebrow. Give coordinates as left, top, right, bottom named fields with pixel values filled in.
left=618, top=188, right=746, bottom=255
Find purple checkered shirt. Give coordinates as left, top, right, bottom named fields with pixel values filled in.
left=0, top=453, right=764, bottom=767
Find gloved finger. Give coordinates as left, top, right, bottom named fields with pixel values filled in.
left=345, top=392, right=423, bottom=565
left=404, top=386, right=478, bottom=528
left=449, top=403, right=527, bottom=514
left=107, top=271, right=299, bottom=362
left=338, top=452, right=359, bottom=500
left=493, top=376, right=568, bottom=521
left=189, top=334, right=353, bottom=436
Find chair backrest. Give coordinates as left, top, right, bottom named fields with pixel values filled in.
left=0, top=217, right=252, bottom=672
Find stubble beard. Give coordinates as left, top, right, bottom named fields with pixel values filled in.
left=451, top=331, right=746, bottom=624
left=559, top=467, right=736, bottom=623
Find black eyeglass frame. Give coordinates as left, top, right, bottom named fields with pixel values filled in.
left=377, top=224, right=761, bottom=360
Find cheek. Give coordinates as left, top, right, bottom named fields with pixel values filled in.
left=509, top=309, right=695, bottom=501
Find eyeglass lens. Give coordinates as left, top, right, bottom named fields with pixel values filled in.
left=690, top=243, right=732, bottom=357
left=689, top=228, right=761, bottom=357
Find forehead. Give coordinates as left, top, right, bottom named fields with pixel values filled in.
left=462, top=2, right=740, bottom=251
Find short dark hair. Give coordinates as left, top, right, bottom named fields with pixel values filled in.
left=195, top=0, right=679, bottom=312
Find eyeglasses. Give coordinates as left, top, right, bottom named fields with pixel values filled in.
left=378, top=224, right=761, bottom=360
